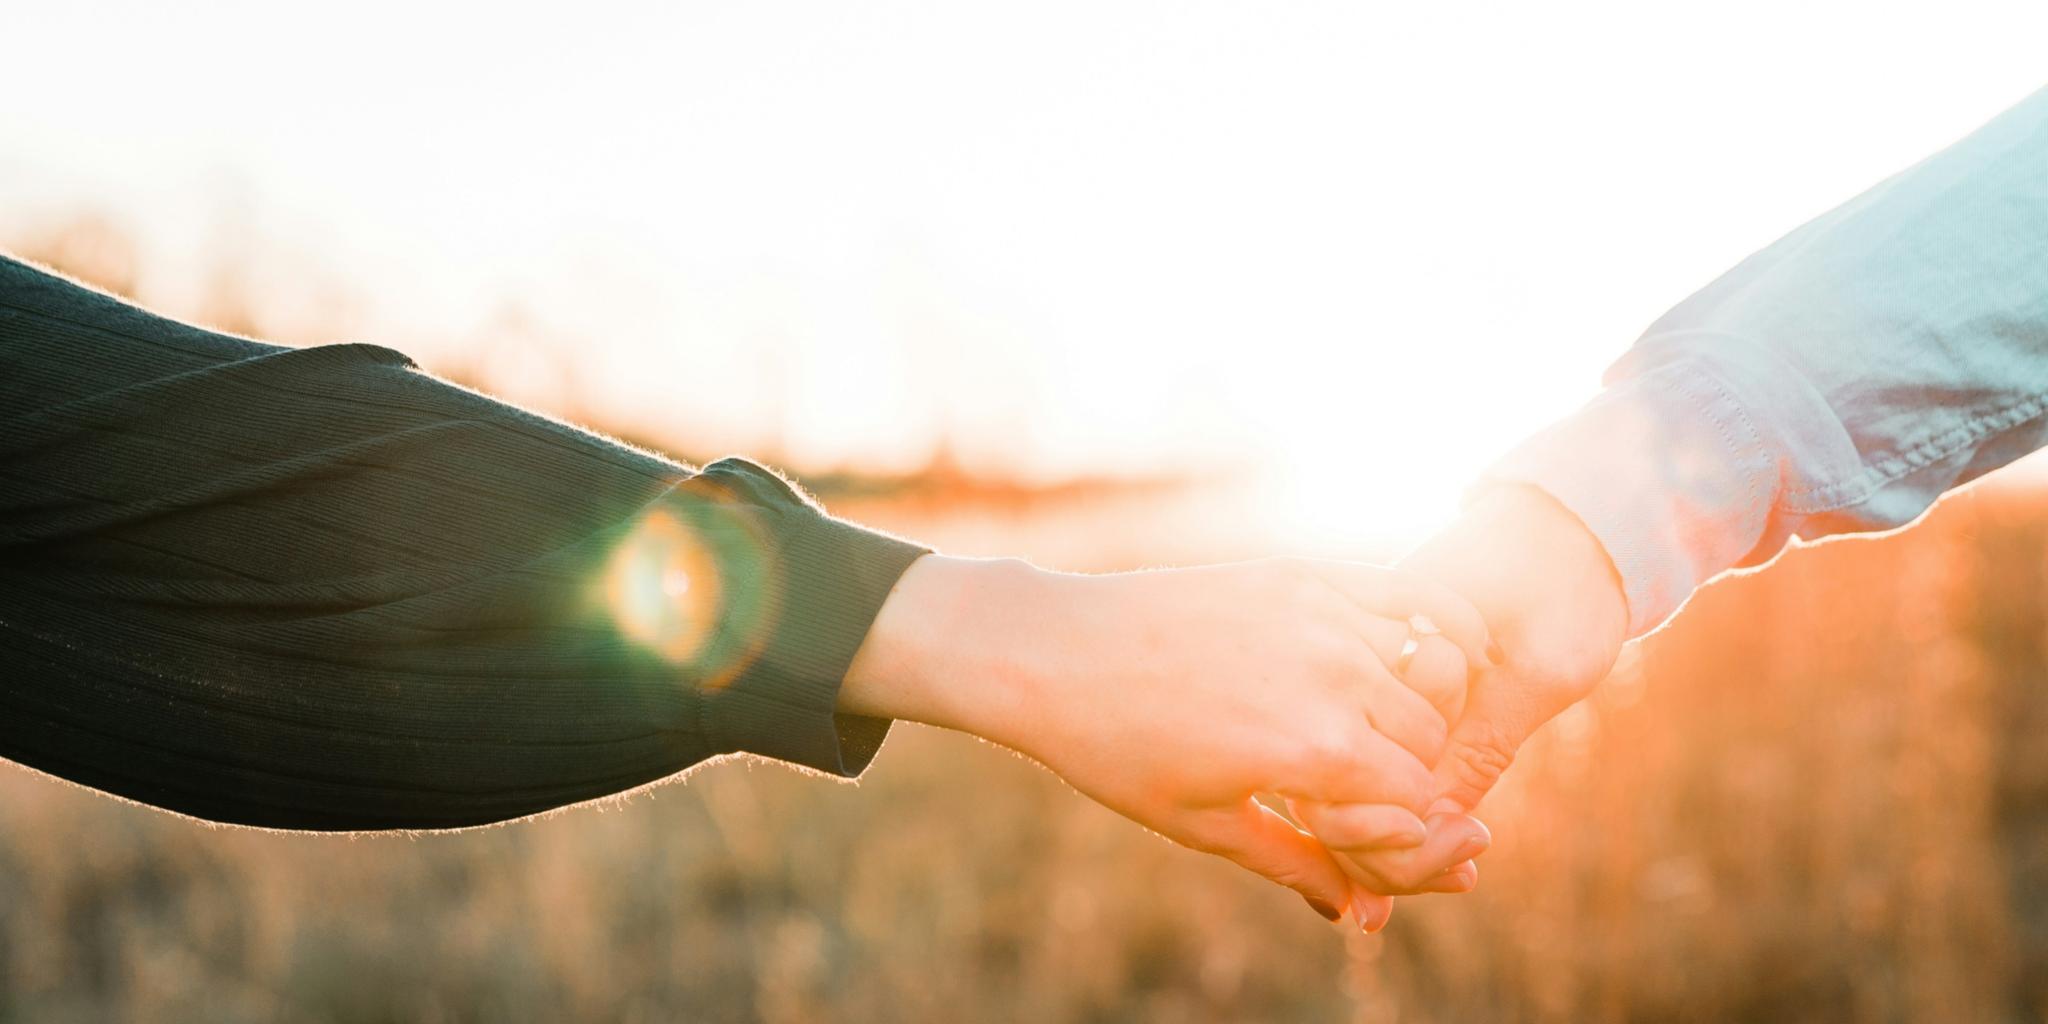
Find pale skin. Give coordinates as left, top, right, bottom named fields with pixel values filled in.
left=840, top=554, right=1499, bottom=929
left=1329, top=483, right=1630, bottom=896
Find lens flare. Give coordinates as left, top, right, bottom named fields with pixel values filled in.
left=600, top=494, right=781, bottom=692
left=603, top=508, right=723, bottom=666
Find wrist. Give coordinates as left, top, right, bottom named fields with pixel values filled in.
left=839, top=554, right=1059, bottom=742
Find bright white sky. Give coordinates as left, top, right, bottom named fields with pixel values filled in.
left=4, top=1, right=2044, bottom=541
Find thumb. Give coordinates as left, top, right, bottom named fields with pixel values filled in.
left=1430, top=680, right=1550, bottom=813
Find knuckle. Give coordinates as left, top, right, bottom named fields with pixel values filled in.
left=1330, top=717, right=1380, bottom=765
left=1297, top=725, right=1367, bottom=784
left=1465, top=719, right=1523, bottom=763
left=1300, top=731, right=1352, bottom=778
left=1448, top=731, right=1519, bottom=793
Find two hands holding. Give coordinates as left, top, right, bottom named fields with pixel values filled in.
left=843, top=483, right=1632, bottom=932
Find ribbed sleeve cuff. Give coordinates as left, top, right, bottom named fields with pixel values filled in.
left=1476, top=360, right=1781, bottom=638
left=693, top=459, right=930, bottom=777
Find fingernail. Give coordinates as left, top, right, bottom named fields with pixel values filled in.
left=1426, top=797, right=1464, bottom=818
left=1303, top=895, right=1342, bottom=922
left=1458, top=833, right=1491, bottom=859
left=1485, top=639, right=1506, bottom=665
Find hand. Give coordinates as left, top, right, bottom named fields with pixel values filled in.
left=1290, top=626, right=1497, bottom=911
left=1405, top=484, right=1629, bottom=814
left=1325, top=482, right=1628, bottom=904
left=841, top=555, right=1496, bottom=927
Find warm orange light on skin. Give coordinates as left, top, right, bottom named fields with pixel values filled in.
left=603, top=509, right=724, bottom=666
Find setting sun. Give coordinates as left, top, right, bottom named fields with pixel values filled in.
left=7, top=4, right=2048, bottom=1020
left=8, top=2, right=2043, bottom=549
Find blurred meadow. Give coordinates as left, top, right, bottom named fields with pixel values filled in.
left=10, top=6, right=2048, bottom=1019
left=6, top=219, right=2048, bottom=1024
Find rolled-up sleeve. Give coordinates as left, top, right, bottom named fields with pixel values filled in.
left=1484, top=85, right=2048, bottom=637
left=0, top=254, right=927, bottom=830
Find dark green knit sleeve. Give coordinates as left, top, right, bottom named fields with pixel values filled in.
left=0, top=254, right=928, bottom=830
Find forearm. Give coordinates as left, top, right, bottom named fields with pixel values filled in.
left=1492, top=86, right=2048, bottom=636
left=0, top=254, right=927, bottom=828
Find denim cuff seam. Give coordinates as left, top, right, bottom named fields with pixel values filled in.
left=1780, top=390, right=2048, bottom=515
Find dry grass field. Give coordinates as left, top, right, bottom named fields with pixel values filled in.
left=4, top=228, right=2047, bottom=1022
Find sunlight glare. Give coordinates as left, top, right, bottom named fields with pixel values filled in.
left=604, top=508, right=724, bottom=667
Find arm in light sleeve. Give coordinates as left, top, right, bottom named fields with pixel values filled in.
left=1482, top=86, right=2048, bottom=637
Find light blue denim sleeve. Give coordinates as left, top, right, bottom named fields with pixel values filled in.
left=1482, top=86, right=2048, bottom=637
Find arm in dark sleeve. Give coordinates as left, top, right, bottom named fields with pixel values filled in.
left=0, top=254, right=928, bottom=830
